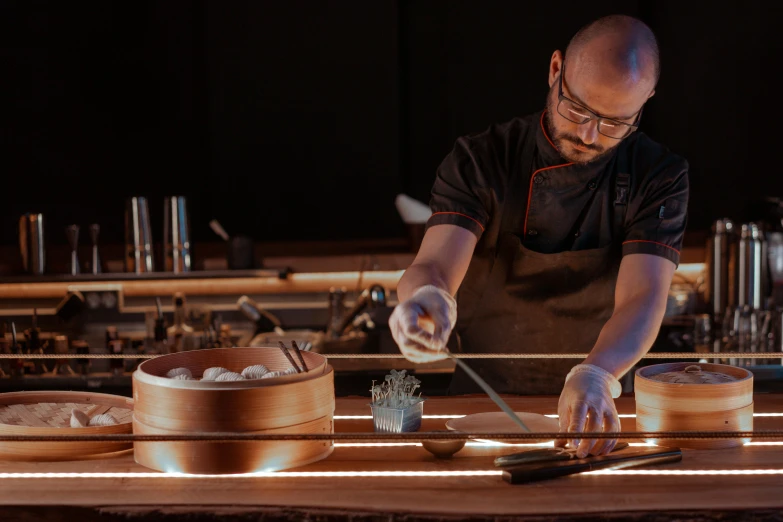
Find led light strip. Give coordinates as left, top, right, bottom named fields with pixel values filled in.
left=2, top=469, right=783, bottom=479
left=587, top=469, right=783, bottom=476
left=0, top=471, right=503, bottom=479
left=333, top=413, right=783, bottom=420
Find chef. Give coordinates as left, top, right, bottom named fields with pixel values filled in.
left=389, top=14, right=688, bottom=458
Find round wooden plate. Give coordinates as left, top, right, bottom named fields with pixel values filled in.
left=445, top=412, right=559, bottom=443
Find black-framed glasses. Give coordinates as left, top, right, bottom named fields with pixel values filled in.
left=557, top=61, right=643, bottom=140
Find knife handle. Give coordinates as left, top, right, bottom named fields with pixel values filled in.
left=501, top=447, right=682, bottom=485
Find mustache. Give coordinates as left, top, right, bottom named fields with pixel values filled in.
left=559, top=134, right=604, bottom=152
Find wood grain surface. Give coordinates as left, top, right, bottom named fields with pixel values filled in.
left=0, top=395, right=782, bottom=517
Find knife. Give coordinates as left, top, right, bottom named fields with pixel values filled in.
left=501, top=447, right=682, bottom=484
left=444, top=350, right=531, bottom=433
left=494, top=442, right=630, bottom=467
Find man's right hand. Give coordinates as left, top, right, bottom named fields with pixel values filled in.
left=389, top=285, right=457, bottom=363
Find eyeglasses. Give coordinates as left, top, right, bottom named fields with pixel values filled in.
left=557, top=61, right=643, bottom=140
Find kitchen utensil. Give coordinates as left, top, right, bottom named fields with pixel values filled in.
left=18, top=213, right=45, bottom=275
left=65, top=224, right=80, bottom=275
left=0, top=391, right=133, bottom=461
left=736, top=222, right=768, bottom=310
left=125, top=196, right=154, bottom=273
left=635, top=362, right=753, bottom=449
left=371, top=400, right=425, bottom=433
left=444, top=351, right=531, bottom=433
left=706, top=218, right=735, bottom=323
left=133, top=347, right=333, bottom=474
left=445, top=412, right=557, bottom=442
left=89, top=224, right=102, bottom=274
left=501, top=447, right=682, bottom=485
left=209, top=219, right=230, bottom=241
left=163, top=196, right=191, bottom=273
left=494, top=442, right=630, bottom=467
left=421, top=430, right=467, bottom=458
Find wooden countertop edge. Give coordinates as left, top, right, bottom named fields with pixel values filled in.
left=0, top=271, right=405, bottom=299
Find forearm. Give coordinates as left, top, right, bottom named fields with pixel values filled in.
left=583, top=293, right=667, bottom=378
left=397, top=262, right=450, bottom=303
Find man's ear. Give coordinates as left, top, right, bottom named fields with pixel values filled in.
left=549, top=50, right=563, bottom=88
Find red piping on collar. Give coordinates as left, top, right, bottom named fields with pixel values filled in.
left=540, top=111, right=559, bottom=152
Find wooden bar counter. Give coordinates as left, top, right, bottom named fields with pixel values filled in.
left=1, top=395, right=783, bottom=521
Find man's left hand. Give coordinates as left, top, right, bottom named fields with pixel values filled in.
left=555, top=364, right=622, bottom=458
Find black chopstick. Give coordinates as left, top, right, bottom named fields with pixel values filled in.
left=278, top=341, right=302, bottom=373
left=290, top=340, right=309, bottom=372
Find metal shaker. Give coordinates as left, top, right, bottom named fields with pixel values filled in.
left=18, top=213, right=45, bottom=275
left=65, top=225, right=80, bottom=275
left=736, top=223, right=769, bottom=310
left=163, top=196, right=191, bottom=273
left=706, top=218, right=735, bottom=323
left=125, top=197, right=155, bottom=273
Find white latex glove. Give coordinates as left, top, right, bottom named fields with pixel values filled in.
left=389, top=285, right=457, bottom=363
left=555, top=364, right=622, bottom=458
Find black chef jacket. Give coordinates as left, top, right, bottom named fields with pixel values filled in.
left=426, top=110, right=689, bottom=266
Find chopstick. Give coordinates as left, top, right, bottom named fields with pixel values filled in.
left=290, top=340, right=309, bottom=372
left=277, top=341, right=302, bottom=373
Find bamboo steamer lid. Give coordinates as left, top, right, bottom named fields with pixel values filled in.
left=0, top=391, right=133, bottom=461
left=635, top=363, right=753, bottom=450
left=132, top=346, right=335, bottom=474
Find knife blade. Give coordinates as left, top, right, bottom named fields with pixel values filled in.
left=444, top=351, right=531, bottom=433
left=494, top=442, right=630, bottom=467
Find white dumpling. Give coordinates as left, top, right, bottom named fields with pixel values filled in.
left=260, top=370, right=283, bottom=379
left=201, top=367, right=230, bottom=381
left=89, top=413, right=118, bottom=426
left=241, top=365, right=269, bottom=379
left=215, top=371, right=245, bottom=381
left=283, top=367, right=298, bottom=375
left=172, top=374, right=193, bottom=380
left=70, top=408, right=89, bottom=428
left=166, top=367, right=192, bottom=379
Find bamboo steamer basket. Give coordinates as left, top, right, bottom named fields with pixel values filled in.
left=0, top=391, right=133, bottom=461
left=132, top=346, right=335, bottom=474
left=635, top=363, right=753, bottom=449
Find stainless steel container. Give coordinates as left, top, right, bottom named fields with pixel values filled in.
left=370, top=400, right=425, bottom=433
left=737, top=223, right=768, bottom=310
left=706, top=218, right=735, bottom=322
left=125, top=197, right=155, bottom=273
left=18, top=213, right=45, bottom=275
left=163, top=196, right=191, bottom=273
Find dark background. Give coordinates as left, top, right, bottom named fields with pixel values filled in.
left=1, top=0, right=780, bottom=248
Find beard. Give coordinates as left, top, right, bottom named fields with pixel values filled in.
left=544, top=86, right=616, bottom=166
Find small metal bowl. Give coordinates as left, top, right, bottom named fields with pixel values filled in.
left=421, top=431, right=467, bottom=458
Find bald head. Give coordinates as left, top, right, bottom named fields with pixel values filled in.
left=566, top=15, right=660, bottom=87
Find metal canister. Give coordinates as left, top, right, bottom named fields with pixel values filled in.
left=737, top=223, right=768, bottom=310
left=706, top=218, right=735, bottom=323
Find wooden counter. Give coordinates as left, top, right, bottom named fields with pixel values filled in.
left=1, top=395, right=782, bottom=521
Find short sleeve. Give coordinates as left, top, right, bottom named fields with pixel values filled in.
left=622, top=158, right=689, bottom=266
left=425, top=137, right=492, bottom=239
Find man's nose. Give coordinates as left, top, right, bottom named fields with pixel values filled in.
left=577, top=119, right=599, bottom=145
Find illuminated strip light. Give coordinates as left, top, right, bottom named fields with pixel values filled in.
left=745, top=442, right=783, bottom=446
left=0, top=471, right=503, bottom=479
left=3, top=469, right=783, bottom=479
left=334, top=415, right=464, bottom=420
left=335, top=443, right=421, bottom=447
left=587, top=469, right=783, bottom=476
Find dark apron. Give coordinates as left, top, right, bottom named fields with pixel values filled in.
left=449, top=127, right=629, bottom=395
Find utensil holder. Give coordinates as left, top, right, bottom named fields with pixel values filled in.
left=370, top=399, right=425, bottom=433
